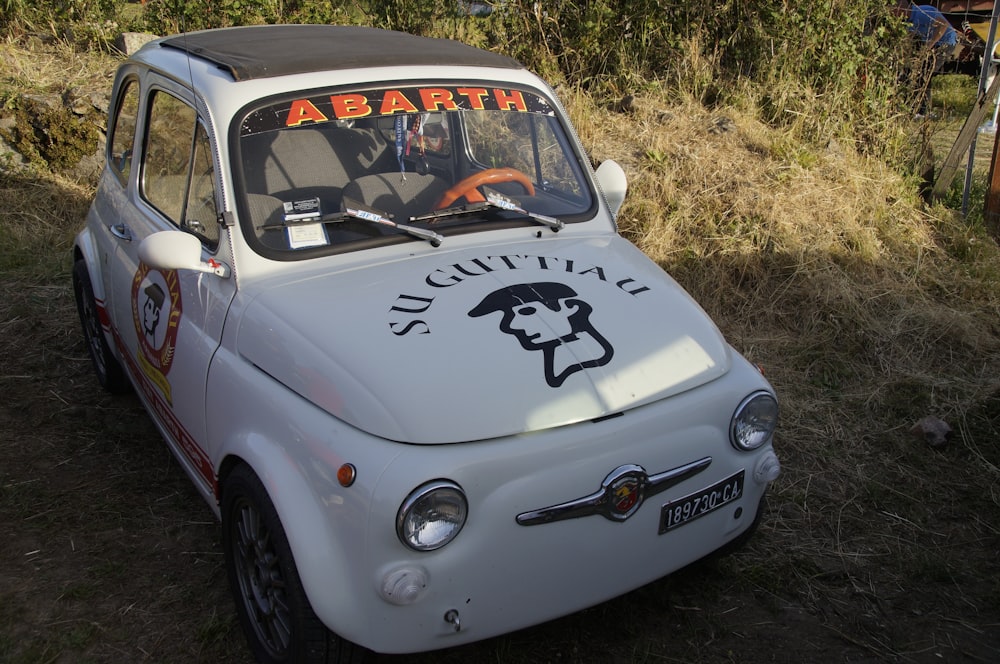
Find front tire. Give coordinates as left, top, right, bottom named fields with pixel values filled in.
left=222, top=464, right=366, bottom=664
left=72, top=259, right=130, bottom=393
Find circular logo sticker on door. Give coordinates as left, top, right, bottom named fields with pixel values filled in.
left=131, top=263, right=182, bottom=404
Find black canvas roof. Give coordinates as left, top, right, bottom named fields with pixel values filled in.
left=159, top=24, right=523, bottom=81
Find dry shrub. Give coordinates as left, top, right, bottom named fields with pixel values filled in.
left=570, top=90, right=1000, bottom=636
left=0, top=39, right=117, bottom=280
left=0, top=34, right=118, bottom=91
left=0, top=168, right=92, bottom=279
left=0, top=18, right=997, bottom=662
left=568, top=86, right=1000, bottom=464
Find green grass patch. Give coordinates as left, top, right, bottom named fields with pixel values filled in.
left=932, top=73, right=980, bottom=117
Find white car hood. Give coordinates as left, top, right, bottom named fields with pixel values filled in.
left=236, top=235, right=731, bottom=444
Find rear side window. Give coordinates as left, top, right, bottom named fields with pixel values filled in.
left=142, top=90, right=219, bottom=249
left=108, top=80, right=139, bottom=186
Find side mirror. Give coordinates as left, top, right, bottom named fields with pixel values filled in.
left=138, top=231, right=230, bottom=277
left=594, top=159, right=628, bottom=218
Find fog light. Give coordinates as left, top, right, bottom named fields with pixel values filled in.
left=379, top=566, right=429, bottom=605
left=754, top=451, right=781, bottom=484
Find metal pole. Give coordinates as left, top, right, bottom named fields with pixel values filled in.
left=963, top=2, right=1000, bottom=215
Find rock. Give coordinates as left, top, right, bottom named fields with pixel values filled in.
left=68, top=142, right=106, bottom=183
left=66, top=87, right=109, bottom=120
left=0, top=116, right=27, bottom=170
left=709, top=116, right=736, bottom=135
left=8, top=91, right=104, bottom=174
left=616, top=94, right=636, bottom=114
left=114, top=32, right=159, bottom=56
left=909, top=416, right=953, bottom=448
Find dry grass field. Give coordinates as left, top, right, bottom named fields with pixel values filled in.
left=2, top=36, right=999, bottom=663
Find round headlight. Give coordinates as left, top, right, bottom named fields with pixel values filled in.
left=730, top=391, right=778, bottom=451
left=397, top=480, right=468, bottom=552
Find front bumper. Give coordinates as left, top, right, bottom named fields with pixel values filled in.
left=309, top=365, right=779, bottom=654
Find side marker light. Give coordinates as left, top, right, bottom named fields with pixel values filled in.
left=337, top=463, right=356, bottom=487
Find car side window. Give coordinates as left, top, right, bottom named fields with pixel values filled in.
left=108, top=79, right=139, bottom=186
left=142, top=90, right=219, bottom=250
left=185, top=123, right=220, bottom=248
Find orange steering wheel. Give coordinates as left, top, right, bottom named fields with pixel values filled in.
left=434, top=168, right=535, bottom=209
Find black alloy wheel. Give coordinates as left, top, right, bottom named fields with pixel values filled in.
left=222, top=464, right=366, bottom=664
left=72, top=259, right=130, bottom=393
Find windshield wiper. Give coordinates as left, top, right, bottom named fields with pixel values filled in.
left=337, top=199, right=443, bottom=246
left=411, top=187, right=564, bottom=232
left=262, top=200, right=444, bottom=246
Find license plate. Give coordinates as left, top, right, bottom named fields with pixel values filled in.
left=658, top=470, right=745, bottom=534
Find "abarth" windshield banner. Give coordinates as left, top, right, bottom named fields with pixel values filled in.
left=241, top=85, right=555, bottom=135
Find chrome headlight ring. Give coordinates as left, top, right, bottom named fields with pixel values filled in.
left=730, top=391, right=779, bottom=451
left=396, top=480, right=468, bottom=552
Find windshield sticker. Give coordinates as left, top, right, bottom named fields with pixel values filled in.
left=387, top=254, right=652, bottom=388
left=131, top=263, right=181, bottom=404
left=469, top=282, right=614, bottom=388
left=241, top=86, right=555, bottom=136
left=283, top=197, right=321, bottom=221
left=287, top=222, right=330, bottom=249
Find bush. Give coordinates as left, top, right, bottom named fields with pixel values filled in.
left=1, top=0, right=921, bottom=167
left=2, top=0, right=126, bottom=38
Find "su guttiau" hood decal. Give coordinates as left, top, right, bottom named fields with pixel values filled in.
left=239, top=237, right=730, bottom=443
left=387, top=252, right=650, bottom=391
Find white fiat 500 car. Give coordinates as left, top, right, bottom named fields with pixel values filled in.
left=73, top=24, right=780, bottom=664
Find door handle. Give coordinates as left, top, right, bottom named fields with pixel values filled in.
left=109, top=223, right=132, bottom=241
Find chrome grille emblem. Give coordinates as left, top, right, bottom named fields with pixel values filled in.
left=609, top=472, right=642, bottom=519
left=516, top=457, right=712, bottom=526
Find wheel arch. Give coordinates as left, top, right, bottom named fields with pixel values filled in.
left=216, top=443, right=372, bottom=645
left=73, top=229, right=105, bottom=298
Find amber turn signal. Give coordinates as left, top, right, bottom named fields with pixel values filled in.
left=337, top=463, right=357, bottom=487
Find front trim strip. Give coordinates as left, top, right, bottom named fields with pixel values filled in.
left=516, top=457, right=712, bottom=526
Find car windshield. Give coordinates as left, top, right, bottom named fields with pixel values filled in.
left=236, top=83, right=595, bottom=257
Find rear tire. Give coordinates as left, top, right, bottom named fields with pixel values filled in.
left=72, top=259, right=130, bottom=393
left=222, top=464, right=366, bottom=664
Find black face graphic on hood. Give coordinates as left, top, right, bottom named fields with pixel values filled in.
left=238, top=238, right=733, bottom=444
left=468, top=282, right=614, bottom=388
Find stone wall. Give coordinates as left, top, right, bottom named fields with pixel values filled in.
left=0, top=32, right=158, bottom=184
